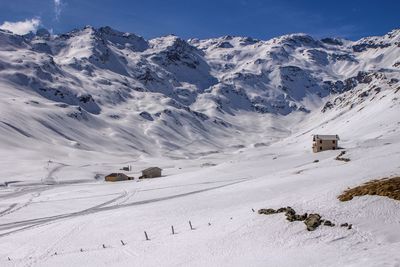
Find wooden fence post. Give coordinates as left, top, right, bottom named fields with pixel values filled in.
left=144, top=231, right=150, bottom=240
left=171, top=225, right=175, bottom=235
left=189, top=221, right=194, bottom=230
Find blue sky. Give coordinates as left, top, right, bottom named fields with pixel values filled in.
left=0, top=0, right=399, bottom=40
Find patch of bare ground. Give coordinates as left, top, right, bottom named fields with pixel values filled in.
left=338, top=176, right=400, bottom=201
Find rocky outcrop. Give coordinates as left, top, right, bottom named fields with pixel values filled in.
left=258, top=207, right=352, bottom=231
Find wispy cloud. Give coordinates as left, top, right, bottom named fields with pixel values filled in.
left=54, top=0, right=63, bottom=21
left=0, top=18, right=41, bottom=35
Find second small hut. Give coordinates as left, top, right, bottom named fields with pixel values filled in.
left=140, top=167, right=162, bottom=179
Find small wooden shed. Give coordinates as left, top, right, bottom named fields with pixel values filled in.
left=105, top=173, right=132, bottom=182
left=312, top=134, right=339, bottom=153
left=140, top=167, right=162, bottom=179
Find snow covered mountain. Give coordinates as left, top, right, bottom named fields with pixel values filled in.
left=0, top=26, right=399, bottom=158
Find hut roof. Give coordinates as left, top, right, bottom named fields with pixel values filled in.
left=313, top=134, right=339, bottom=141
left=105, top=173, right=129, bottom=178
left=142, top=167, right=162, bottom=172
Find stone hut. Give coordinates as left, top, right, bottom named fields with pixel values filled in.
left=105, top=173, right=133, bottom=182
left=312, top=135, right=339, bottom=153
left=140, top=167, right=162, bottom=179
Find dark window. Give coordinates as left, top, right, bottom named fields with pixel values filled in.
left=332, top=140, right=335, bottom=144
left=332, top=147, right=335, bottom=150
left=320, top=146, right=322, bottom=150
left=320, top=140, right=322, bottom=144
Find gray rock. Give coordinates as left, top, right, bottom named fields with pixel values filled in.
left=276, top=207, right=287, bottom=213
left=284, top=207, right=296, bottom=216
left=257, top=207, right=348, bottom=231
left=304, top=214, right=322, bottom=231
left=286, top=213, right=307, bottom=222
left=258, top=208, right=276, bottom=215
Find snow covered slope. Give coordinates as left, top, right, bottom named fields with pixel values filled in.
left=0, top=26, right=399, bottom=163
left=0, top=110, right=399, bottom=266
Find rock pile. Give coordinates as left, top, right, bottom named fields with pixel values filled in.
left=258, top=206, right=352, bottom=231
left=335, top=151, right=351, bottom=162
left=258, top=206, right=308, bottom=222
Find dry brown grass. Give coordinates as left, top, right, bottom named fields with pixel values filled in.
left=338, top=176, right=400, bottom=201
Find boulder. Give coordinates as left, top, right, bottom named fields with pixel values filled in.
left=304, top=214, right=322, bottom=231
left=284, top=207, right=296, bottom=216
left=323, top=220, right=335, bottom=227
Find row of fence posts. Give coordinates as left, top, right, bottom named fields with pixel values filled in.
left=145, top=220, right=195, bottom=241
left=6, top=209, right=258, bottom=261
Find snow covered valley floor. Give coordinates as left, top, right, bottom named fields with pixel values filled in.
left=0, top=129, right=400, bottom=267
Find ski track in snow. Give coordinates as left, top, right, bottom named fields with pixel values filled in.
left=0, top=178, right=249, bottom=238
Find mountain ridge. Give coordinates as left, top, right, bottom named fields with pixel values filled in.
left=0, top=26, right=399, bottom=157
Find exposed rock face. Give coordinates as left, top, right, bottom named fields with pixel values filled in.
left=321, top=37, right=343, bottom=46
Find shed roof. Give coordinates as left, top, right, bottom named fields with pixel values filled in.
left=142, top=167, right=162, bottom=172
left=105, top=173, right=129, bottom=178
left=313, top=134, right=340, bottom=140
